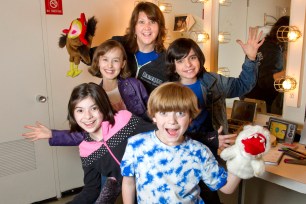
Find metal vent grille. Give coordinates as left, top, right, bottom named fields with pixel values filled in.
left=0, top=139, right=36, bottom=177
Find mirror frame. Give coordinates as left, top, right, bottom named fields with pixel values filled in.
left=283, top=0, right=305, bottom=108
left=204, top=0, right=306, bottom=124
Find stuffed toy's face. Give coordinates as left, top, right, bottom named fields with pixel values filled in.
left=242, top=133, right=266, bottom=155
left=68, top=19, right=83, bottom=39
left=237, top=125, right=270, bottom=159
left=220, top=125, right=271, bottom=179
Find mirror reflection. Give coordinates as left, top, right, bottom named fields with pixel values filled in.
left=218, top=0, right=291, bottom=115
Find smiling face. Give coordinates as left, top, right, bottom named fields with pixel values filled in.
left=74, top=96, right=103, bottom=140
left=174, top=49, right=200, bottom=85
left=153, top=111, right=191, bottom=146
left=99, top=47, right=126, bottom=81
left=135, top=11, right=159, bottom=52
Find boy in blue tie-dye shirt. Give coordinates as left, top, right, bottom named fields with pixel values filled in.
left=120, top=82, right=241, bottom=203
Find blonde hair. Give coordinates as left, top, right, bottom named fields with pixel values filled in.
left=147, top=82, right=200, bottom=119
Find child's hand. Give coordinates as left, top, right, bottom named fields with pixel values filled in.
left=217, top=126, right=237, bottom=150
left=236, top=27, right=265, bottom=61
left=22, top=122, right=52, bottom=141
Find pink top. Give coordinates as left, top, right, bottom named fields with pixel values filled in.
left=79, top=110, right=132, bottom=157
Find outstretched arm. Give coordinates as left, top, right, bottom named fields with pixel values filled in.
left=22, top=122, right=52, bottom=141
left=236, top=27, right=265, bottom=61
left=219, top=27, right=264, bottom=98
left=22, top=122, right=84, bottom=146
left=219, top=173, right=241, bottom=194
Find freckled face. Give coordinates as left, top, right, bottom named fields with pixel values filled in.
left=153, top=111, right=191, bottom=146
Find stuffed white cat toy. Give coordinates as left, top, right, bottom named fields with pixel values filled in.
left=220, top=125, right=270, bottom=179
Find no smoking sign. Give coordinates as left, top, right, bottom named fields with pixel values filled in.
left=45, top=0, right=63, bottom=15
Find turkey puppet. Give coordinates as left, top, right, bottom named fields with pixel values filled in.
left=59, top=13, right=97, bottom=77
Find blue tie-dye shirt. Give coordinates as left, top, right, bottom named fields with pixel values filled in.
left=121, top=130, right=228, bottom=204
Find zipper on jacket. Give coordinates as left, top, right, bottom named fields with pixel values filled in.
left=134, top=54, right=151, bottom=78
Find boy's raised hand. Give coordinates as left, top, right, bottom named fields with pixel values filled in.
left=22, top=122, right=52, bottom=141
left=236, top=27, right=264, bottom=61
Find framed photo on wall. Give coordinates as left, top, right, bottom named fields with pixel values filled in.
left=173, top=14, right=195, bottom=32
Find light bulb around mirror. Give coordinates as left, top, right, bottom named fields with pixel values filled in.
left=274, top=76, right=297, bottom=92
left=218, top=34, right=224, bottom=42
left=197, top=33, right=209, bottom=43
left=190, top=31, right=209, bottom=43
left=282, top=79, right=292, bottom=90
left=159, top=5, right=166, bottom=11
left=218, top=32, right=231, bottom=43
left=288, top=30, right=299, bottom=41
left=277, top=26, right=302, bottom=42
left=158, top=3, right=172, bottom=13
left=219, top=0, right=232, bottom=6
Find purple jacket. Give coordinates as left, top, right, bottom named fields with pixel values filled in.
left=101, top=77, right=150, bottom=121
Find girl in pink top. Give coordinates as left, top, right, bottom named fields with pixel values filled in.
left=23, top=82, right=155, bottom=204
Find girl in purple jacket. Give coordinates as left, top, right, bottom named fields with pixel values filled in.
left=89, top=39, right=150, bottom=121
left=22, top=83, right=156, bottom=204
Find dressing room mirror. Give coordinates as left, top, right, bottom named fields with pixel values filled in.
left=218, top=0, right=291, bottom=116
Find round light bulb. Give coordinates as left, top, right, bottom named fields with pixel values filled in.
left=288, top=31, right=298, bottom=41
left=197, top=33, right=209, bottom=42
left=218, top=34, right=224, bottom=42
left=198, top=34, right=205, bottom=41
left=159, top=5, right=166, bottom=12
left=282, top=79, right=292, bottom=90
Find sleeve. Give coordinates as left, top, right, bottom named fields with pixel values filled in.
left=135, top=80, right=151, bottom=122
left=219, top=57, right=259, bottom=98
left=200, top=146, right=228, bottom=191
left=136, top=79, right=149, bottom=105
left=68, top=166, right=101, bottom=204
left=49, top=130, right=85, bottom=146
left=129, top=78, right=151, bottom=122
left=120, top=138, right=136, bottom=177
